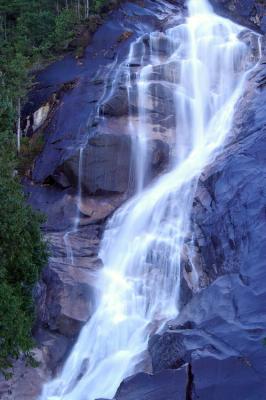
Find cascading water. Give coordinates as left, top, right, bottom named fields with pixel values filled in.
left=40, top=0, right=260, bottom=399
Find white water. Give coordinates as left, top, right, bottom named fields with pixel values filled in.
left=40, top=1, right=259, bottom=399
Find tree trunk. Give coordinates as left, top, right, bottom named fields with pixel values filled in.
left=17, top=99, right=21, bottom=154
left=77, top=0, right=81, bottom=19
left=85, top=0, right=89, bottom=19
left=56, top=0, right=60, bottom=14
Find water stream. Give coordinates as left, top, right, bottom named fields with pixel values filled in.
left=40, top=0, right=260, bottom=399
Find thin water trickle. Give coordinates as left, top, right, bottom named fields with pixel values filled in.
left=63, top=147, right=84, bottom=265
left=40, top=0, right=260, bottom=399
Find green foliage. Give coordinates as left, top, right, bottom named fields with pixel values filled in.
left=53, top=9, right=78, bottom=51
left=0, top=283, right=33, bottom=378
left=0, top=130, right=47, bottom=376
left=92, top=0, right=107, bottom=12
left=0, top=0, right=53, bottom=377
left=18, top=133, right=45, bottom=175
left=0, top=151, right=47, bottom=290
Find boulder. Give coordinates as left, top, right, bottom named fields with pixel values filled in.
left=148, top=331, right=188, bottom=373
left=38, top=262, right=95, bottom=337
left=99, top=87, right=131, bottom=117
left=115, top=366, right=189, bottom=400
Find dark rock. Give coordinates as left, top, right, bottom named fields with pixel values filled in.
left=99, top=63, right=177, bottom=121
left=115, top=366, right=188, bottom=400
left=57, top=133, right=169, bottom=195
left=38, top=262, right=95, bottom=337
left=149, top=274, right=266, bottom=397
left=100, top=87, right=130, bottom=117
left=36, top=225, right=102, bottom=338
left=149, top=139, right=169, bottom=172
left=148, top=331, right=187, bottom=373
left=24, top=182, right=78, bottom=231
left=179, top=275, right=193, bottom=309
left=78, top=192, right=127, bottom=222
left=24, top=179, right=126, bottom=231
left=191, top=356, right=266, bottom=400
left=59, top=133, right=132, bottom=194
left=22, top=79, right=78, bottom=138
left=34, top=327, right=75, bottom=374
left=117, top=30, right=133, bottom=43
left=209, top=0, right=266, bottom=33
left=261, top=16, right=266, bottom=33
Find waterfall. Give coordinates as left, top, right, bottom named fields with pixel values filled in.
left=40, top=0, right=260, bottom=399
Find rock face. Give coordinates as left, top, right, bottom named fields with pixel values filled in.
left=36, top=226, right=102, bottom=339
left=209, top=0, right=266, bottom=33
left=28, top=0, right=181, bottom=185
left=55, top=133, right=169, bottom=194
left=59, top=134, right=132, bottom=194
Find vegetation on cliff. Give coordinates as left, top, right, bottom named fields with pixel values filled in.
left=0, top=0, right=108, bottom=376
left=0, top=131, right=47, bottom=376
